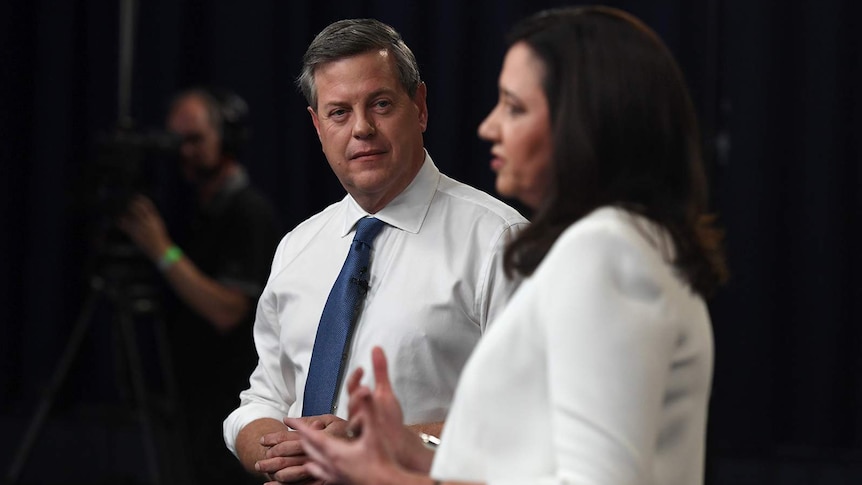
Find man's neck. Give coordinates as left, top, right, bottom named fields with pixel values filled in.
left=197, top=160, right=238, bottom=206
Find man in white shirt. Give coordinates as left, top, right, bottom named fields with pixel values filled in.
left=223, top=18, right=527, bottom=483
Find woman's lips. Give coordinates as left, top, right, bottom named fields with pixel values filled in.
left=490, top=156, right=504, bottom=171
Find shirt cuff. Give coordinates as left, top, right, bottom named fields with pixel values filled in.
left=222, top=402, right=290, bottom=456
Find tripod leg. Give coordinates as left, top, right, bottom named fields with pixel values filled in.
left=150, top=310, right=194, bottom=483
left=4, top=282, right=103, bottom=485
left=114, top=291, right=162, bottom=485
left=151, top=310, right=180, bottom=418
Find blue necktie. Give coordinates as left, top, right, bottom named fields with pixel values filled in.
left=302, top=217, right=386, bottom=416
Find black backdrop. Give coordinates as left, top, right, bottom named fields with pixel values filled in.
left=1, top=0, right=860, bottom=484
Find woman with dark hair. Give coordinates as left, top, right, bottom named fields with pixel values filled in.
left=285, top=6, right=727, bottom=485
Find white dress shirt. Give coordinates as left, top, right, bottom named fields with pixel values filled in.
left=224, top=153, right=528, bottom=453
left=431, top=207, right=713, bottom=485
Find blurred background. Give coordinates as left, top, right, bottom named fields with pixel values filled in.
left=0, top=0, right=860, bottom=484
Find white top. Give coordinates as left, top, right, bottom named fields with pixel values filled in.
left=431, top=207, right=713, bottom=485
left=224, top=153, right=528, bottom=454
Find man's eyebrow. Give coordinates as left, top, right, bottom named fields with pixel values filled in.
left=321, top=87, right=400, bottom=110
left=367, top=87, right=398, bottom=99
left=321, top=100, right=349, bottom=111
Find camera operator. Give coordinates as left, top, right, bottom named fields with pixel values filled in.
left=117, top=87, right=281, bottom=485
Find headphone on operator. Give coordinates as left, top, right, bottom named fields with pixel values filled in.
left=189, top=86, right=250, bottom=159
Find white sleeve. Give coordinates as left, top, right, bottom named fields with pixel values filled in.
left=478, top=220, right=528, bottom=332
left=222, top=236, right=296, bottom=455
left=494, top=223, right=677, bottom=485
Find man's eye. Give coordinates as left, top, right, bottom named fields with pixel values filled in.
left=329, top=109, right=348, bottom=118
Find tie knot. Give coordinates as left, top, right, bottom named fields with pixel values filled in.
left=353, top=217, right=385, bottom=246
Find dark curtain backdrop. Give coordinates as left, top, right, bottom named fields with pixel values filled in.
left=1, top=0, right=860, bottom=484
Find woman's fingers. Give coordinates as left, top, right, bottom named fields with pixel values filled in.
left=371, top=346, right=392, bottom=393
left=347, top=366, right=364, bottom=394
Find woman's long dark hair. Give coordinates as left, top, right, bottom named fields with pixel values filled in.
left=503, top=6, right=727, bottom=296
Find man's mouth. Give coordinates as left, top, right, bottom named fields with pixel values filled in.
left=350, top=149, right=387, bottom=160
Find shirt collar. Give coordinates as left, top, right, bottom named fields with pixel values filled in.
left=340, top=151, right=439, bottom=237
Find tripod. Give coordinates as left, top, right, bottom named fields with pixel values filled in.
left=4, top=253, right=183, bottom=485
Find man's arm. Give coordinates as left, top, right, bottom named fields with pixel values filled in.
left=235, top=417, right=289, bottom=476
left=117, top=195, right=249, bottom=331
left=160, top=257, right=250, bottom=332
left=480, top=221, right=528, bottom=331
left=406, top=422, right=443, bottom=438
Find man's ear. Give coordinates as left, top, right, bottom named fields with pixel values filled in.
left=413, top=82, right=428, bottom=133
left=307, top=106, right=321, bottom=139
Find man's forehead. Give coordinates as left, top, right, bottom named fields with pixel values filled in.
left=169, top=96, right=210, bottom=127
left=314, top=49, right=398, bottom=84
left=174, top=94, right=207, bottom=112
left=314, top=65, right=407, bottom=111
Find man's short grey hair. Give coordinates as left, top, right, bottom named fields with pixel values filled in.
left=297, top=18, right=422, bottom=110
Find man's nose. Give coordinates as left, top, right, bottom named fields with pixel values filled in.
left=352, top=112, right=376, bottom=139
